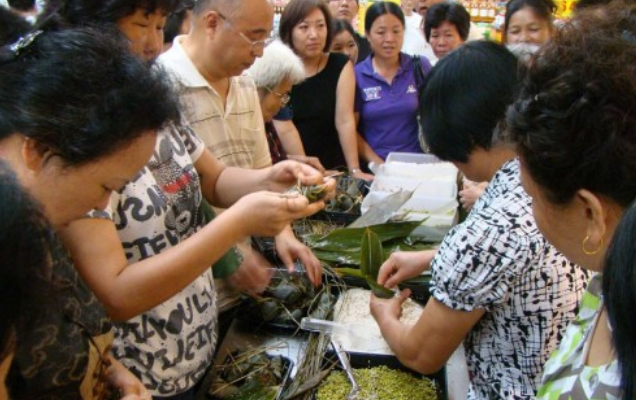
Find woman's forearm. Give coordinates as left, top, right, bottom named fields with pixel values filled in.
left=273, top=119, right=306, bottom=155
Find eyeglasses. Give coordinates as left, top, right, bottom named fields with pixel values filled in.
left=217, top=11, right=272, bottom=51
left=265, top=87, right=291, bottom=106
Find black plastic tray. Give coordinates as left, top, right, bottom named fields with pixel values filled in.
left=310, top=210, right=360, bottom=226
left=309, top=176, right=370, bottom=226
left=313, top=351, right=447, bottom=400
left=210, top=352, right=294, bottom=400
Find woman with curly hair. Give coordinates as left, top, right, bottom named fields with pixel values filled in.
left=506, top=3, right=636, bottom=398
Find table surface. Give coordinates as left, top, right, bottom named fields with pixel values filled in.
left=212, top=319, right=469, bottom=400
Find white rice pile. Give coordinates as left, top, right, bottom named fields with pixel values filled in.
left=332, top=288, right=423, bottom=355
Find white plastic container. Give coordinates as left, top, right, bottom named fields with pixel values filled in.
left=381, top=162, right=458, bottom=181
left=385, top=152, right=440, bottom=164
left=361, top=152, right=460, bottom=240
left=369, top=175, right=458, bottom=199
left=380, top=152, right=458, bottom=181
left=361, top=192, right=458, bottom=240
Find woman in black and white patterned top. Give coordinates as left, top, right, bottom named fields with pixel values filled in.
left=370, top=41, right=590, bottom=400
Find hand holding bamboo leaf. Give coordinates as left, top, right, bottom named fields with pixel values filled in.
left=378, top=249, right=437, bottom=289
left=332, top=229, right=395, bottom=298
left=369, top=288, right=413, bottom=329
left=266, top=160, right=336, bottom=199
left=360, top=229, right=394, bottom=299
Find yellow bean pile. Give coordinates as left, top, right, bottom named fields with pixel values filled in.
left=315, top=365, right=438, bottom=400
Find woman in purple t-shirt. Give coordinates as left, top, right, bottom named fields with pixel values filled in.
left=354, top=2, right=432, bottom=164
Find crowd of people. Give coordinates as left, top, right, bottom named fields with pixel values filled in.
left=1, top=0, right=635, bottom=399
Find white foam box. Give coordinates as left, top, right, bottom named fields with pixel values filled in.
left=361, top=191, right=458, bottom=238
left=381, top=152, right=458, bottom=182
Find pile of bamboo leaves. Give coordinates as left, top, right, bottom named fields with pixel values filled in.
left=301, top=221, right=436, bottom=267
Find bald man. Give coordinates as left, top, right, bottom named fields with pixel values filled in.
left=158, top=0, right=322, bottom=352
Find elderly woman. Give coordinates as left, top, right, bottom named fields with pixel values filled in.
left=504, top=0, right=555, bottom=47
left=369, top=41, right=589, bottom=400
left=506, top=3, right=636, bottom=398
left=246, top=40, right=323, bottom=171
left=424, top=1, right=470, bottom=59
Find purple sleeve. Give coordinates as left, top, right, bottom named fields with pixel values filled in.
left=420, top=56, right=433, bottom=75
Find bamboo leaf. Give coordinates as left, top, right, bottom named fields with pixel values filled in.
left=313, top=239, right=437, bottom=266
left=360, top=228, right=371, bottom=277
left=335, top=268, right=395, bottom=298
left=359, top=228, right=392, bottom=299
left=403, top=274, right=432, bottom=286
left=367, top=278, right=395, bottom=299
left=304, top=221, right=423, bottom=252
left=333, top=267, right=366, bottom=280
left=361, top=229, right=383, bottom=279
left=312, top=249, right=360, bottom=265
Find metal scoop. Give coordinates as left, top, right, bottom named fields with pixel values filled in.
left=331, top=337, right=360, bottom=400
left=300, top=317, right=360, bottom=336
left=300, top=317, right=360, bottom=399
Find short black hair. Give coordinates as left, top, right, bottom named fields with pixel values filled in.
left=604, top=198, right=636, bottom=400
left=424, top=2, right=470, bottom=42
left=0, top=161, right=53, bottom=360
left=0, top=6, right=31, bottom=45
left=0, top=27, right=180, bottom=167
left=503, top=0, right=555, bottom=42
left=332, top=17, right=356, bottom=39
left=39, top=0, right=181, bottom=29
left=164, top=0, right=194, bottom=44
left=280, top=0, right=333, bottom=53
left=8, top=0, right=35, bottom=12
left=364, top=1, right=405, bottom=33
left=420, top=41, right=519, bottom=162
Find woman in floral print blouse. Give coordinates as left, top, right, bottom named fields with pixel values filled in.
left=369, top=40, right=589, bottom=399
left=507, top=2, right=636, bottom=398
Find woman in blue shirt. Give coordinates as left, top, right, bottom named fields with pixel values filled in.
left=355, top=1, right=431, bottom=164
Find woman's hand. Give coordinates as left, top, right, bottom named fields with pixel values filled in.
left=227, top=246, right=274, bottom=294
left=230, top=191, right=325, bottom=238
left=370, top=289, right=411, bottom=324
left=377, top=250, right=437, bottom=288
left=105, top=356, right=151, bottom=400
left=286, top=154, right=326, bottom=174
left=274, top=228, right=323, bottom=286
left=351, top=169, right=375, bottom=181
left=266, top=160, right=331, bottom=192
left=459, top=180, right=488, bottom=211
